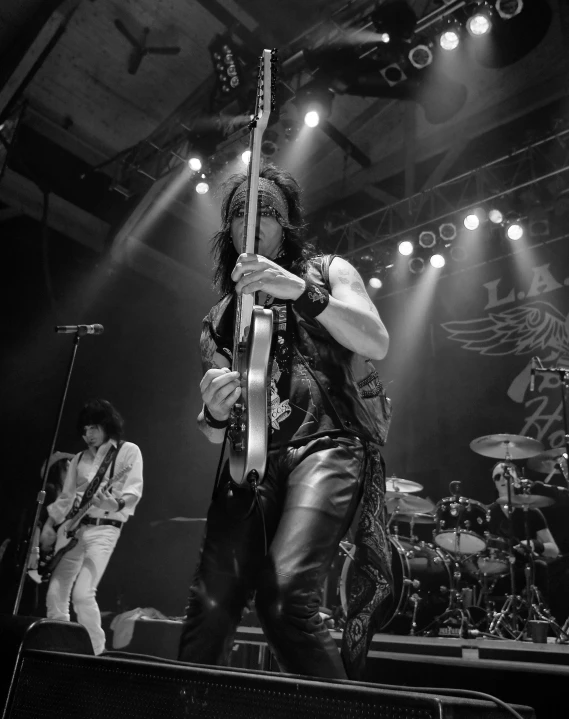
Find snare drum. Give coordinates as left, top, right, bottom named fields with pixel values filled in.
left=340, top=536, right=454, bottom=635
left=434, top=497, right=489, bottom=554
left=474, top=535, right=510, bottom=577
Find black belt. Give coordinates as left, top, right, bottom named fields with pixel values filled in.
left=81, top=517, right=123, bottom=529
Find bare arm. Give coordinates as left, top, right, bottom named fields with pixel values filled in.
left=536, top=528, right=559, bottom=559
left=198, top=351, right=240, bottom=444
left=315, top=257, right=389, bottom=360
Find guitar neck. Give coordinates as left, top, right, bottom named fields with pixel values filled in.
left=232, top=49, right=275, bottom=369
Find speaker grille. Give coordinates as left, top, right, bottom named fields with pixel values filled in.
left=8, top=652, right=438, bottom=719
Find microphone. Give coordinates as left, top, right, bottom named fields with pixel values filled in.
left=530, top=356, right=536, bottom=392
left=55, top=324, right=104, bottom=336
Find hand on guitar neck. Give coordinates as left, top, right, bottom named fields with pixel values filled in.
left=232, top=253, right=306, bottom=301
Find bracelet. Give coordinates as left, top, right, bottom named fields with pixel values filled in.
left=293, top=282, right=330, bottom=319
left=116, top=497, right=126, bottom=512
left=203, top=404, right=229, bottom=429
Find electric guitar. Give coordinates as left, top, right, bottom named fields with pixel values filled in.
left=37, top=462, right=132, bottom=581
left=228, top=49, right=277, bottom=486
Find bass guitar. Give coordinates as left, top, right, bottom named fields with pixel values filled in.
left=37, top=462, right=132, bottom=581
left=228, top=48, right=277, bottom=486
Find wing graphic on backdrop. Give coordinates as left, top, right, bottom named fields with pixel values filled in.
left=442, top=301, right=569, bottom=403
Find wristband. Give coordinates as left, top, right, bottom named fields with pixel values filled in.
left=116, top=497, right=126, bottom=512
left=293, top=282, right=330, bottom=319
left=203, top=404, right=229, bottom=429
left=532, top=538, right=545, bottom=555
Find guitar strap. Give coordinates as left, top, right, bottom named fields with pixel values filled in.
left=74, top=444, right=119, bottom=513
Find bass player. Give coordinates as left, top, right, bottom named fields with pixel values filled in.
left=178, top=164, right=393, bottom=680
left=39, top=398, right=143, bottom=655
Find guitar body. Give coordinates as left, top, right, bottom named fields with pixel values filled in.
left=38, top=532, right=79, bottom=581
left=229, top=307, right=273, bottom=485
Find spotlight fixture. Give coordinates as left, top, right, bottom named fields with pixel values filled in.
left=439, top=222, right=457, bottom=241
left=408, top=44, right=433, bottom=70
left=369, top=276, right=383, bottom=289
left=209, top=35, right=243, bottom=97
left=380, top=63, right=407, bottom=87
left=464, top=213, right=480, bottom=230
left=430, top=253, right=446, bottom=268
left=241, top=150, right=251, bottom=165
left=398, top=240, right=414, bottom=256
left=495, top=0, right=523, bottom=20
left=466, top=12, right=492, bottom=37
left=304, top=110, right=320, bottom=128
left=188, top=157, right=202, bottom=171
left=450, top=246, right=468, bottom=262
left=488, top=208, right=504, bottom=224
left=294, top=83, right=334, bottom=128
left=195, top=181, right=209, bottom=194
left=409, top=257, right=425, bottom=274
left=506, top=222, right=524, bottom=240
left=439, top=29, right=460, bottom=51
left=419, top=230, right=437, bottom=248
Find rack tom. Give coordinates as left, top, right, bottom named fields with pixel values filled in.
left=434, top=497, right=489, bottom=554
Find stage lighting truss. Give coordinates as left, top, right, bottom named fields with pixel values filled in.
left=495, top=0, right=523, bottom=20
left=439, top=222, right=457, bottom=241
left=419, top=230, right=437, bottom=248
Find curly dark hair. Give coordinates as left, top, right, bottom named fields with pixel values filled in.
left=211, top=164, right=318, bottom=295
left=76, top=399, right=124, bottom=440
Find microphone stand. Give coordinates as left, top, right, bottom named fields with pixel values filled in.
left=504, top=460, right=519, bottom=635
left=12, top=332, right=83, bottom=615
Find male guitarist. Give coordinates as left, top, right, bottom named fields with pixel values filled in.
left=39, top=399, right=143, bottom=655
left=178, top=164, right=393, bottom=680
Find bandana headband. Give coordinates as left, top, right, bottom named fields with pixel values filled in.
left=227, top=178, right=289, bottom=223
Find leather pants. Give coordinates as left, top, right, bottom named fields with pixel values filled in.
left=178, top=435, right=366, bottom=679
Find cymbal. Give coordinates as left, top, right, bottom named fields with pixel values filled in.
left=386, top=495, right=436, bottom=515
left=527, top=448, right=569, bottom=474
left=385, top=477, right=423, bottom=495
left=496, top=494, right=554, bottom=509
left=470, top=434, right=544, bottom=460
left=391, top=512, right=435, bottom=525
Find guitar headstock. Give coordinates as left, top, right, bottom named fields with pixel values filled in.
left=253, top=49, right=278, bottom=135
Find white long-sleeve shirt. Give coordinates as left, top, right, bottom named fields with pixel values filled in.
left=47, top=439, right=143, bottom=525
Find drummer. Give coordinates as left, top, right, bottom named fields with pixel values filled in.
left=489, top=462, right=559, bottom=562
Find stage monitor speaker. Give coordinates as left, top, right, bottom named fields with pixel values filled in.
left=1, top=615, right=534, bottom=719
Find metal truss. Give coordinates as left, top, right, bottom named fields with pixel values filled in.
left=326, top=124, right=569, bottom=261
left=100, top=0, right=482, bottom=197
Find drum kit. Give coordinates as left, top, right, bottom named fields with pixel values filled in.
left=337, top=433, right=569, bottom=641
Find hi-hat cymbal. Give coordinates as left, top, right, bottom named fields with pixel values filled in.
left=391, top=512, right=435, bottom=525
left=386, top=495, right=436, bottom=515
left=385, top=477, right=423, bottom=495
left=470, top=434, right=544, bottom=460
left=496, top=494, right=554, bottom=509
left=527, top=448, right=569, bottom=474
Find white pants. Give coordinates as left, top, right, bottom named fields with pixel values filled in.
left=46, top=524, right=120, bottom=655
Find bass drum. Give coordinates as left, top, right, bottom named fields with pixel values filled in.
left=340, top=535, right=454, bottom=635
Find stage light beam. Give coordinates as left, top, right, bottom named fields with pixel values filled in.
left=304, top=110, right=320, bottom=128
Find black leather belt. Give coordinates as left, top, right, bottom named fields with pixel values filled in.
left=81, top=517, right=123, bottom=529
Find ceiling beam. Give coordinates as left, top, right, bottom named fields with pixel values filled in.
left=304, top=71, right=569, bottom=214
left=0, top=0, right=79, bottom=119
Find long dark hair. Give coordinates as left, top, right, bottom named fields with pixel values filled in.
left=77, top=399, right=124, bottom=440
left=211, top=164, right=317, bottom=295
